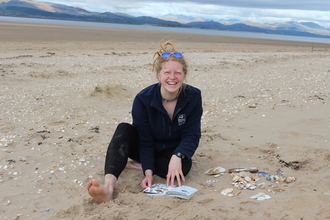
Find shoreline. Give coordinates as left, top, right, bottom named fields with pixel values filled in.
left=1, top=20, right=330, bottom=48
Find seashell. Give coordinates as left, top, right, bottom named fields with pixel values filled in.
left=258, top=183, right=266, bottom=189
left=232, top=175, right=241, bottom=182
left=267, top=188, right=274, bottom=192
left=244, top=176, right=252, bottom=182
left=239, top=172, right=247, bottom=177
left=252, top=176, right=260, bottom=182
left=234, top=190, right=241, bottom=196
left=238, top=184, right=245, bottom=189
left=221, top=188, right=234, bottom=196
left=205, top=167, right=226, bottom=175
left=257, top=196, right=266, bottom=201
left=266, top=175, right=279, bottom=181
left=250, top=194, right=259, bottom=199
left=263, top=194, right=271, bottom=199
left=278, top=176, right=286, bottom=184
left=250, top=193, right=271, bottom=201
left=286, top=176, right=296, bottom=183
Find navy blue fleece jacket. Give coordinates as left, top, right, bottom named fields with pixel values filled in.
left=132, top=83, right=203, bottom=174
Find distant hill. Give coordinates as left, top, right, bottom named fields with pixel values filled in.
left=300, top=22, right=327, bottom=30
left=1, top=0, right=330, bottom=38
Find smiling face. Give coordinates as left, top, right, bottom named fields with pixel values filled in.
left=158, top=60, right=185, bottom=97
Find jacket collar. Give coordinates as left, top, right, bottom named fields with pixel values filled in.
left=150, top=84, right=190, bottom=116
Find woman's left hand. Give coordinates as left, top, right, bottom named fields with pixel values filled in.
left=166, top=155, right=185, bottom=187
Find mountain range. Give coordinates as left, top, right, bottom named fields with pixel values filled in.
left=1, top=0, right=330, bottom=39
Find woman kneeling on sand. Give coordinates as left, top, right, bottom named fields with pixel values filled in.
left=87, top=40, right=203, bottom=203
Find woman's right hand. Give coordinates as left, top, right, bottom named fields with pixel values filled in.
left=140, top=169, right=153, bottom=189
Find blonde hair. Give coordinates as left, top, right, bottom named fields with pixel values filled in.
left=152, top=40, right=188, bottom=77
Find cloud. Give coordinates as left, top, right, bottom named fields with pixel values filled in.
left=175, top=0, right=330, bottom=11
left=34, top=0, right=330, bottom=28
left=86, top=0, right=330, bottom=11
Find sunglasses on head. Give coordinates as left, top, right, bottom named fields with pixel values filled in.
left=161, top=51, right=183, bottom=58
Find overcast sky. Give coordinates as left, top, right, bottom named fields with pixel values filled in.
left=34, top=0, right=330, bottom=27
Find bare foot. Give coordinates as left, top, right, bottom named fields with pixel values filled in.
left=87, top=179, right=113, bottom=203
left=126, top=160, right=142, bottom=170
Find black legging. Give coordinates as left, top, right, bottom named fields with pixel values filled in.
left=104, top=122, right=192, bottom=179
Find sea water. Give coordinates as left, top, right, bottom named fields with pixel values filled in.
left=1, top=16, right=330, bottom=45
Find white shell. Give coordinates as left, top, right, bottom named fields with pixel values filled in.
left=250, top=193, right=271, bottom=200
left=244, top=176, right=252, bottom=182
left=221, top=188, right=234, bottom=196
left=263, top=195, right=272, bottom=199
left=250, top=194, right=259, bottom=199
left=286, top=176, right=296, bottom=183
left=205, top=167, right=226, bottom=175
left=232, top=175, right=241, bottom=182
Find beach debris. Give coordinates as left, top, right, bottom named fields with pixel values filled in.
left=73, top=179, right=84, bottom=186
left=4, top=200, right=11, bottom=206
left=258, top=169, right=296, bottom=184
left=19, top=156, right=27, bottom=162
left=206, top=166, right=296, bottom=199
left=231, top=172, right=259, bottom=190
left=285, top=176, right=296, bottom=183
left=228, top=167, right=258, bottom=173
left=250, top=193, right=271, bottom=201
left=6, top=159, right=16, bottom=165
left=229, top=169, right=296, bottom=194
left=201, top=179, right=219, bottom=188
left=89, top=126, right=100, bottom=133
left=221, top=188, right=241, bottom=197
left=1, top=135, right=16, bottom=147
left=234, top=190, right=241, bottom=196
left=49, top=170, right=55, bottom=179
left=276, top=155, right=301, bottom=170
left=205, top=166, right=226, bottom=176
left=221, top=188, right=234, bottom=196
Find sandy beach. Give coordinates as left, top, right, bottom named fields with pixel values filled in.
left=1, top=21, right=330, bottom=220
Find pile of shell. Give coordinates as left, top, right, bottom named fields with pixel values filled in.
left=204, top=167, right=297, bottom=198
left=258, top=171, right=296, bottom=184
left=221, top=169, right=296, bottom=198
left=231, top=171, right=260, bottom=190
left=220, top=172, right=260, bottom=197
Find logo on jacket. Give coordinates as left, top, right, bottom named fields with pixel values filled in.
left=178, top=114, right=186, bottom=126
